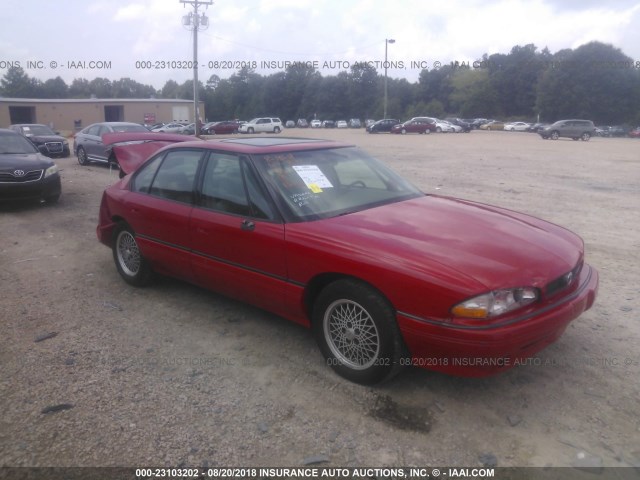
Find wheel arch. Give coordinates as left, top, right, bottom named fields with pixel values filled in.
left=303, top=272, right=395, bottom=322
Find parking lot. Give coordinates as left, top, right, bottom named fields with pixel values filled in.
left=1, top=129, right=638, bottom=468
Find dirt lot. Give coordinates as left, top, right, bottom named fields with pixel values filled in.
left=1, top=129, right=639, bottom=469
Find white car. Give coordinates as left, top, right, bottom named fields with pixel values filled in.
left=152, top=122, right=186, bottom=133
left=434, top=120, right=455, bottom=133
left=310, top=120, right=322, bottom=128
left=504, top=122, right=531, bottom=131
left=336, top=120, right=348, bottom=128
left=238, top=117, right=283, bottom=134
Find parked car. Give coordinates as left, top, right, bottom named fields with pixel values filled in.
left=180, top=123, right=197, bottom=135
left=391, top=119, right=435, bottom=134
left=445, top=118, right=472, bottom=132
left=336, top=120, right=348, bottom=129
left=504, top=122, right=531, bottom=132
left=441, top=120, right=463, bottom=133
left=539, top=120, right=595, bottom=141
left=74, top=122, right=149, bottom=166
left=152, top=122, right=186, bottom=133
left=366, top=119, right=399, bottom=133
left=310, top=120, right=322, bottom=128
left=202, top=121, right=242, bottom=135
left=285, top=120, right=296, bottom=128
left=9, top=124, right=71, bottom=158
left=238, top=118, right=283, bottom=134
left=96, top=135, right=598, bottom=385
left=526, top=123, right=549, bottom=133
left=0, top=128, right=61, bottom=203
left=628, top=127, right=640, bottom=138
left=297, top=119, right=309, bottom=128
left=607, top=125, right=630, bottom=137
left=322, top=120, right=336, bottom=128
left=432, top=119, right=456, bottom=133
left=364, top=119, right=376, bottom=128
left=479, top=121, right=505, bottom=131
left=349, top=119, right=362, bottom=128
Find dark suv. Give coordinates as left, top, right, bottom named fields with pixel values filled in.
left=366, top=119, right=399, bottom=133
left=539, top=120, right=595, bottom=141
left=9, top=124, right=70, bottom=158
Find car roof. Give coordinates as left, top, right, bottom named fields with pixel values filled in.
left=0, top=128, right=20, bottom=135
left=163, top=137, right=353, bottom=155
left=10, top=123, right=49, bottom=127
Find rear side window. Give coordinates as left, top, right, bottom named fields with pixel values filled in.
left=132, top=154, right=164, bottom=193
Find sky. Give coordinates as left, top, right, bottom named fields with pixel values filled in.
left=1, top=0, right=640, bottom=91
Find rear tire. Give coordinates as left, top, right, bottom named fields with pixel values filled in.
left=112, top=223, right=153, bottom=287
left=312, top=279, right=406, bottom=385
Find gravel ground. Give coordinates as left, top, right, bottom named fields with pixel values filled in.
left=1, top=129, right=639, bottom=469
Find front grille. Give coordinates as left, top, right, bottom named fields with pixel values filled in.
left=45, top=142, right=64, bottom=153
left=0, top=170, right=44, bottom=183
left=546, top=261, right=583, bottom=297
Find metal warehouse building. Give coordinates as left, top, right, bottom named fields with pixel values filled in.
left=0, top=98, right=205, bottom=134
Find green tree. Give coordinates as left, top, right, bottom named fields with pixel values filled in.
left=536, top=42, right=640, bottom=123
left=0, top=66, right=35, bottom=97
left=41, top=77, right=69, bottom=98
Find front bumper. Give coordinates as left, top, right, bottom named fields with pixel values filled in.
left=397, top=264, right=599, bottom=376
left=0, top=174, right=61, bottom=202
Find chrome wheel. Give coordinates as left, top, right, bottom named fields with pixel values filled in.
left=116, top=230, right=141, bottom=277
left=323, top=299, right=380, bottom=370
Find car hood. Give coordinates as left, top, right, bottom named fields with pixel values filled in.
left=28, top=135, right=66, bottom=144
left=287, top=195, right=583, bottom=292
left=0, top=152, right=54, bottom=170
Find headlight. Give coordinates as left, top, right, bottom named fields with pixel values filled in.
left=44, top=164, right=59, bottom=178
left=451, top=287, right=539, bottom=319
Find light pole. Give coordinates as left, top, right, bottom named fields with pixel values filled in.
left=384, top=38, right=395, bottom=119
left=181, top=0, right=212, bottom=137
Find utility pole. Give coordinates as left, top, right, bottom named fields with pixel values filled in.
left=181, top=0, right=212, bottom=137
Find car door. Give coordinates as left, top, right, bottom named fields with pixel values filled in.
left=189, top=151, right=289, bottom=315
left=125, top=148, right=204, bottom=282
left=256, top=118, right=271, bottom=133
left=82, top=125, right=104, bottom=160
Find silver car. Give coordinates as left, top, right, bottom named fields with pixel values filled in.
left=74, top=122, right=148, bottom=166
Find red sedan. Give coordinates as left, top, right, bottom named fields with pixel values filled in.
left=391, top=119, right=436, bottom=134
left=97, top=136, right=598, bottom=385
left=202, top=120, right=242, bottom=135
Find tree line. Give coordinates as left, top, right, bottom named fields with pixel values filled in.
left=2, top=41, right=639, bottom=125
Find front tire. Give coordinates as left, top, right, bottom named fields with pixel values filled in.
left=112, top=223, right=153, bottom=287
left=77, top=147, right=88, bottom=165
left=581, top=132, right=591, bottom=141
left=273, top=126, right=281, bottom=133
left=312, top=279, right=406, bottom=385
left=550, top=131, right=559, bottom=140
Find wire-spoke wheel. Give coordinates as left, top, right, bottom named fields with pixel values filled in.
left=112, top=223, right=153, bottom=286
left=324, top=299, right=380, bottom=370
left=313, top=279, right=407, bottom=385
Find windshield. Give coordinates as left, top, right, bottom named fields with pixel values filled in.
left=0, top=133, right=39, bottom=154
left=254, top=147, right=423, bottom=221
left=22, top=125, right=56, bottom=136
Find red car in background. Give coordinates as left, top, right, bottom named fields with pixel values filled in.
left=202, top=120, right=242, bottom=135
left=96, top=136, right=598, bottom=385
left=628, top=127, right=640, bottom=138
left=391, top=119, right=437, bottom=134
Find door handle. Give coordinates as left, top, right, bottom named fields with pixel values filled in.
left=241, top=220, right=255, bottom=231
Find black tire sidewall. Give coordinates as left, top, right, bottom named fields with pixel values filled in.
left=112, top=223, right=152, bottom=287
left=312, top=279, right=405, bottom=385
